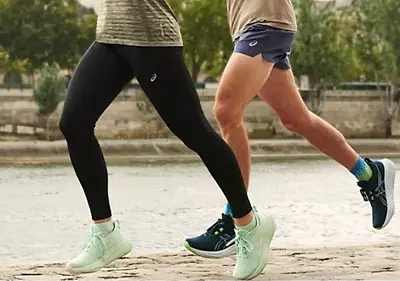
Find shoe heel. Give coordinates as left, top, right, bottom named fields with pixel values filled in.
left=381, top=159, right=396, bottom=228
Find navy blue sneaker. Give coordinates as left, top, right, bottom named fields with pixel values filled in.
left=358, top=158, right=396, bottom=229
left=184, top=214, right=236, bottom=258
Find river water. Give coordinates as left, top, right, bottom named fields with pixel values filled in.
left=1, top=159, right=400, bottom=265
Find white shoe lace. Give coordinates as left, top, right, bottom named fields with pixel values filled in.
left=82, top=230, right=106, bottom=256
left=226, top=229, right=254, bottom=258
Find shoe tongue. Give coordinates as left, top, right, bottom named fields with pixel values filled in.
left=235, top=228, right=251, bottom=238
left=221, top=214, right=236, bottom=235
left=359, top=162, right=379, bottom=190
left=223, top=212, right=235, bottom=221
left=92, top=225, right=104, bottom=234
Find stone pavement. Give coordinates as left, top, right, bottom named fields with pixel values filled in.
left=1, top=243, right=400, bottom=280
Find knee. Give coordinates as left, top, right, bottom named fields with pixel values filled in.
left=59, top=114, right=71, bottom=138
left=59, top=114, right=77, bottom=141
left=59, top=113, right=92, bottom=142
left=213, top=100, right=243, bottom=133
left=165, top=114, right=213, bottom=153
left=279, top=109, right=313, bottom=134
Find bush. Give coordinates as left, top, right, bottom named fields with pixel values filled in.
left=33, top=63, right=65, bottom=118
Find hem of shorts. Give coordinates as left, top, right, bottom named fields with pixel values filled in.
left=231, top=50, right=291, bottom=69
left=95, top=38, right=183, bottom=47
left=232, top=22, right=297, bottom=41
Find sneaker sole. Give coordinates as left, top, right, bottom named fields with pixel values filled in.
left=66, top=240, right=133, bottom=275
left=184, top=240, right=236, bottom=259
left=237, top=213, right=276, bottom=280
left=377, top=158, right=396, bottom=229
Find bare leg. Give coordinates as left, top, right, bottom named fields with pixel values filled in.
left=259, top=68, right=396, bottom=231
left=214, top=53, right=274, bottom=188
left=259, top=68, right=358, bottom=169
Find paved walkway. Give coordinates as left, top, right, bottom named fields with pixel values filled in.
left=1, top=243, right=400, bottom=280
left=2, top=161, right=400, bottom=266
left=1, top=144, right=400, bottom=280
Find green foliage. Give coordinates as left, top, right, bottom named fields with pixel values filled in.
left=0, top=47, right=30, bottom=75
left=291, top=0, right=352, bottom=87
left=351, top=0, right=400, bottom=83
left=1, top=0, right=399, bottom=87
left=33, top=63, right=65, bottom=117
left=0, top=0, right=96, bottom=71
left=77, top=13, right=97, bottom=57
left=168, top=0, right=231, bottom=81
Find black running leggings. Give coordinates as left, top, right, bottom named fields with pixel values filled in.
left=59, top=42, right=252, bottom=220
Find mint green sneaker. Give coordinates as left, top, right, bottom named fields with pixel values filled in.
left=230, top=209, right=276, bottom=280
left=66, top=220, right=132, bottom=274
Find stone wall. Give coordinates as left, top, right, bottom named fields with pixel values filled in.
left=0, top=87, right=397, bottom=139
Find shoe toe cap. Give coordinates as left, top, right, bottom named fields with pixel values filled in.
left=233, top=269, right=253, bottom=280
left=185, top=235, right=204, bottom=249
left=65, top=261, right=81, bottom=274
left=186, top=234, right=219, bottom=251
left=372, top=204, right=388, bottom=229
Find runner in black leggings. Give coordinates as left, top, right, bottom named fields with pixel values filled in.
left=60, top=44, right=251, bottom=221
left=62, top=1, right=274, bottom=280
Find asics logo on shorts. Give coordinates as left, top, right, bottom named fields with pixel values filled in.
left=150, top=74, right=157, bottom=82
left=249, top=40, right=258, bottom=47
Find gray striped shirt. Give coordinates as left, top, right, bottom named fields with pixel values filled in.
left=96, top=0, right=183, bottom=47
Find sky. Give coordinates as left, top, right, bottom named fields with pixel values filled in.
left=77, top=0, right=100, bottom=12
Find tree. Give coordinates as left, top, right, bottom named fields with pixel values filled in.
left=0, top=0, right=85, bottom=71
left=0, top=47, right=29, bottom=77
left=77, top=12, right=97, bottom=59
left=291, top=0, right=354, bottom=89
left=351, top=0, right=400, bottom=83
left=351, top=0, right=400, bottom=137
left=168, top=0, right=232, bottom=81
left=33, top=63, right=66, bottom=140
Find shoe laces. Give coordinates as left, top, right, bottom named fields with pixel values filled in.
left=82, top=229, right=106, bottom=256
left=360, top=182, right=387, bottom=205
left=358, top=161, right=387, bottom=206
left=206, top=219, right=224, bottom=235
left=226, top=229, right=254, bottom=258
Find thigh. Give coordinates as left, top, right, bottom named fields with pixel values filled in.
left=62, top=42, right=134, bottom=126
left=258, top=68, right=308, bottom=118
left=224, top=24, right=295, bottom=110
left=216, top=52, right=272, bottom=112
left=120, top=46, right=207, bottom=136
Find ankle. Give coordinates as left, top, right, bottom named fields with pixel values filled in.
left=234, top=211, right=253, bottom=227
left=93, top=218, right=114, bottom=233
left=235, top=211, right=256, bottom=232
left=94, top=217, right=112, bottom=224
left=350, top=157, right=373, bottom=181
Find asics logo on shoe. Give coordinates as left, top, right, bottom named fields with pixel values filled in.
left=214, top=234, right=233, bottom=251
left=375, top=167, right=387, bottom=206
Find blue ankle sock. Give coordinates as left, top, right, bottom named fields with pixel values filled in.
left=224, top=203, right=232, bottom=216
left=350, top=157, right=373, bottom=181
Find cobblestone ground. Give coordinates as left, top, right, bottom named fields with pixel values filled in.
left=1, top=244, right=400, bottom=280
